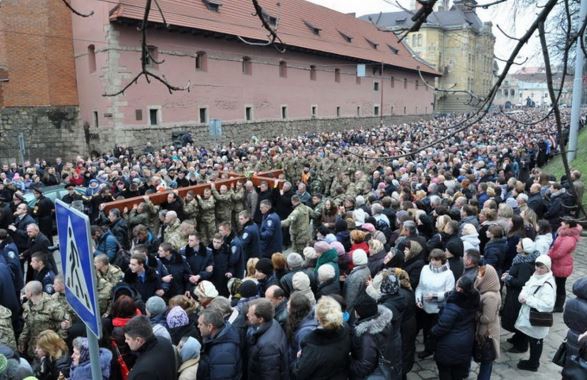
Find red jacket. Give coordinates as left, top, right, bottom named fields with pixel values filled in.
left=548, top=225, right=582, bottom=278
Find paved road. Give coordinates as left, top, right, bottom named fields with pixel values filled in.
left=408, top=236, right=587, bottom=380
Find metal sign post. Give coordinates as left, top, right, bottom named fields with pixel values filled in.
left=55, top=199, right=102, bottom=379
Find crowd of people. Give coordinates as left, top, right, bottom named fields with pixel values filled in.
left=0, top=110, right=585, bottom=380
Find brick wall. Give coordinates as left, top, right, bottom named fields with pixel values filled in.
left=0, top=0, right=78, bottom=107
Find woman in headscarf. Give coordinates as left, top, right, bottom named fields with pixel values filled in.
left=70, top=337, right=112, bottom=380
left=177, top=336, right=201, bottom=380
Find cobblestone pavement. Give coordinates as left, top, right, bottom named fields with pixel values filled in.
left=408, top=235, right=587, bottom=380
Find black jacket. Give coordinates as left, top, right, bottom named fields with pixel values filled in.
left=317, top=278, right=341, bottom=299
left=8, top=214, right=35, bottom=251
left=293, top=325, right=351, bottom=380
left=128, top=336, right=177, bottom=380
left=564, top=277, right=587, bottom=362
left=198, top=323, right=242, bottom=380
left=110, top=218, right=130, bottom=251
left=502, top=256, right=535, bottom=332
left=246, top=320, right=289, bottom=380
left=182, top=243, right=214, bottom=284
left=160, top=252, right=192, bottom=297
left=123, top=267, right=162, bottom=303
left=527, top=192, right=545, bottom=218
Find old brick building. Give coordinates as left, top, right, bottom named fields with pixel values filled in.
left=0, top=0, right=86, bottom=162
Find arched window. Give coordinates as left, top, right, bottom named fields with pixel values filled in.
left=88, top=45, right=96, bottom=73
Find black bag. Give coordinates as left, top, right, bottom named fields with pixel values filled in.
left=473, top=335, right=496, bottom=363
left=528, top=282, right=554, bottom=327
left=552, top=340, right=567, bottom=367
left=562, top=347, right=587, bottom=380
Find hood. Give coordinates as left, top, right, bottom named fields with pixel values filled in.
left=354, top=305, right=393, bottom=337
left=447, top=289, right=480, bottom=310
left=558, top=225, right=583, bottom=240
left=474, top=265, right=500, bottom=294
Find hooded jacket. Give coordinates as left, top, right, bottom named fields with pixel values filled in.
left=474, top=265, right=501, bottom=360
left=70, top=348, right=112, bottom=380
left=548, top=225, right=582, bottom=278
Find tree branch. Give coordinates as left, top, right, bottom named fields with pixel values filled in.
left=61, top=0, right=94, bottom=17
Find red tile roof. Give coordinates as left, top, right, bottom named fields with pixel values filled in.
left=109, top=0, right=440, bottom=75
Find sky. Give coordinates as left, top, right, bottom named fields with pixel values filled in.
left=306, top=0, right=541, bottom=71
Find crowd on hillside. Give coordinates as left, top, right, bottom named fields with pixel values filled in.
left=0, top=111, right=585, bottom=380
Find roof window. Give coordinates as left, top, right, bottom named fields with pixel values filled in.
left=303, top=20, right=321, bottom=35
left=365, top=37, right=379, bottom=49
left=338, top=30, right=353, bottom=43
left=202, top=0, right=222, bottom=12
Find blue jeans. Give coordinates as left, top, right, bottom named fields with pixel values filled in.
left=477, top=361, right=493, bottom=380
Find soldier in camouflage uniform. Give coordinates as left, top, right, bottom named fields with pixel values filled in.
left=163, top=211, right=184, bottom=251
left=125, top=201, right=150, bottom=232
left=0, top=304, right=16, bottom=350
left=183, top=191, right=199, bottom=231
left=231, top=181, right=245, bottom=230
left=18, top=281, right=69, bottom=359
left=281, top=195, right=313, bottom=254
left=142, top=195, right=161, bottom=235
left=94, top=254, right=124, bottom=315
left=210, top=182, right=233, bottom=227
left=51, top=274, right=77, bottom=324
left=197, top=188, right=216, bottom=245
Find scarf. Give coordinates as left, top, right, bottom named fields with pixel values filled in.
left=511, top=250, right=540, bottom=266
left=429, top=262, right=450, bottom=273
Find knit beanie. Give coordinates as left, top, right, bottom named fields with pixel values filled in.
left=287, top=253, right=304, bottom=269
left=535, top=255, right=552, bottom=271
left=314, top=241, right=331, bottom=254
left=521, top=238, right=536, bottom=254
left=324, top=234, right=337, bottom=244
left=293, top=271, right=311, bottom=291
left=317, top=264, right=335, bottom=282
left=353, top=292, right=378, bottom=319
left=146, top=296, right=167, bottom=316
left=194, top=280, right=219, bottom=299
left=239, top=280, right=258, bottom=298
left=330, top=241, right=346, bottom=257
left=303, top=247, right=318, bottom=261
left=166, top=306, right=189, bottom=328
left=255, top=258, right=273, bottom=276
left=352, top=249, right=368, bottom=266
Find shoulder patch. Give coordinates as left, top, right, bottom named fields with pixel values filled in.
left=267, top=220, right=273, bottom=227
left=242, top=232, right=249, bottom=240
left=231, top=246, right=237, bottom=254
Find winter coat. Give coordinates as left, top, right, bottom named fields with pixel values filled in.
left=548, top=225, right=582, bottom=278
left=461, top=233, right=480, bottom=253
left=128, top=336, right=177, bottom=380
left=443, top=233, right=464, bottom=280
left=515, top=271, right=556, bottom=339
left=415, top=263, right=455, bottom=314
left=293, top=325, right=351, bottom=380
left=288, top=311, right=318, bottom=365
left=95, top=230, right=119, bottom=263
left=160, top=252, right=192, bottom=297
left=169, top=323, right=200, bottom=346
left=178, top=358, right=200, bottom=380
left=563, top=277, right=587, bottom=362
left=210, top=243, right=231, bottom=297
left=398, top=288, right=417, bottom=376
left=246, top=320, right=289, bottom=380
left=280, top=268, right=316, bottom=297
left=344, top=264, right=371, bottom=309
left=35, top=353, right=71, bottom=380
left=182, top=243, right=214, bottom=283
left=240, top=221, right=261, bottom=259
left=259, top=212, right=283, bottom=258
left=350, top=306, right=400, bottom=380
left=483, top=237, right=508, bottom=275
left=70, top=348, right=112, bottom=380
left=431, top=290, right=480, bottom=366
left=110, top=218, right=130, bottom=250
left=501, top=252, right=538, bottom=332
left=403, top=251, right=425, bottom=291
left=197, top=323, right=242, bottom=380
left=315, top=249, right=340, bottom=280
left=123, top=267, right=162, bottom=303
left=534, top=233, right=553, bottom=256
left=317, top=278, right=341, bottom=298
left=367, top=249, right=386, bottom=277
left=474, top=265, right=501, bottom=360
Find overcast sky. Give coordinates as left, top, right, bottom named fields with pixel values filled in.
left=306, top=0, right=540, bottom=70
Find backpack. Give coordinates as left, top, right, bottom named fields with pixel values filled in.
left=113, top=243, right=131, bottom=271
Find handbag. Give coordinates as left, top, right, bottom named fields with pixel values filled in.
left=473, top=335, right=496, bottom=363
left=562, top=347, right=587, bottom=380
left=528, top=282, right=553, bottom=327
left=552, top=340, right=567, bottom=367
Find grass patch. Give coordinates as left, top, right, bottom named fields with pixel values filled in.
left=542, top=127, right=587, bottom=207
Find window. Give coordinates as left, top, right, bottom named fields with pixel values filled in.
left=510, top=89, right=515, bottom=96
left=356, top=76, right=361, bottom=85
left=199, top=107, right=208, bottom=124
left=195, top=51, right=208, bottom=71
left=415, top=79, right=419, bottom=90
left=149, top=108, right=160, bottom=125
left=336, top=106, right=341, bottom=117
left=334, top=68, right=340, bottom=83
left=374, top=105, right=380, bottom=116
left=135, top=109, right=143, bottom=121
left=279, top=61, right=287, bottom=78
left=403, top=106, right=407, bottom=114
left=311, top=105, right=317, bottom=118
left=88, top=45, right=96, bottom=73
left=356, top=106, right=361, bottom=117
left=365, top=37, right=378, bottom=49
left=245, top=106, right=253, bottom=121
left=202, top=0, right=222, bottom=11
left=373, top=81, right=380, bottom=91
left=303, top=20, right=321, bottom=35
left=93, top=111, right=99, bottom=128
left=281, top=105, right=287, bottom=119
left=310, top=65, right=317, bottom=81
left=391, top=76, right=395, bottom=88
left=338, top=30, right=353, bottom=43
left=145, top=46, right=159, bottom=69
left=404, top=78, right=407, bottom=89
left=242, top=57, right=252, bottom=75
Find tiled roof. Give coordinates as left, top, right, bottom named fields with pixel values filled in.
left=108, top=0, right=440, bottom=75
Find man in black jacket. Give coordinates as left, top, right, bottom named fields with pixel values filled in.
left=124, top=252, right=164, bottom=302
left=31, top=185, right=54, bottom=242
left=124, top=315, right=177, bottom=380
left=7, top=203, right=35, bottom=253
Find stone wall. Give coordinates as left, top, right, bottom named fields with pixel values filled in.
left=0, top=106, right=86, bottom=163
left=87, top=114, right=432, bottom=155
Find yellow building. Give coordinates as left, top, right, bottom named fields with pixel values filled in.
left=362, top=0, right=496, bottom=113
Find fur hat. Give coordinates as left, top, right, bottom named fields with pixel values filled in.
left=352, top=249, right=368, bottom=266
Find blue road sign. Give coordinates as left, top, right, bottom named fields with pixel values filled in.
left=55, top=199, right=101, bottom=338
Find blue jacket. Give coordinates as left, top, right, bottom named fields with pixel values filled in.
left=246, top=319, right=289, bottom=380
left=0, top=262, right=19, bottom=327
left=483, top=238, right=508, bottom=274
left=95, top=230, right=119, bottom=262
left=432, top=290, right=479, bottom=366
left=198, top=323, right=242, bottom=380
left=240, top=221, right=261, bottom=259
left=228, top=234, right=245, bottom=279
left=0, top=242, right=23, bottom=295
left=70, top=348, right=112, bottom=380
left=564, top=277, right=587, bottom=361
left=259, top=212, right=283, bottom=258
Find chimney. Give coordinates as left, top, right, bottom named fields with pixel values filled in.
left=454, top=0, right=477, bottom=13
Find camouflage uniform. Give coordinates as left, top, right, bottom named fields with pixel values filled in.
left=18, top=293, right=69, bottom=358
left=52, top=291, right=78, bottom=323
left=282, top=203, right=313, bottom=253
left=0, top=305, right=16, bottom=351
left=164, top=219, right=184, bottom=251
left=197, top=195, right=216, bottom=245
left=96, top=264, right=124, bottom=315
left=127, top=209, right=150, bottom=231
left=212, top=188, right=233, bottom=226
left=231, top=187, right=245, bottom=229
left=143, top=198, right=161, bottom=234
left=183, top=198, right=200, bottom=230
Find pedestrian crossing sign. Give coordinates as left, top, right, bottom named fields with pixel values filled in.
left=55, top=199, right=101, bottom=338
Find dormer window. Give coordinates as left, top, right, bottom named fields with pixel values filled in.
left=303, top=20, right=321, bottom=35
left=387, top=44, right=399, bottom=55
left=365, top=37, right=378, bottom=49
left=395, top=18, right=407, bottom=25
left=338, top=30, right=353, bottom=43
left=202, top=0, right=222, bottom=12
left=262, top=9, right=278, bottom=28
